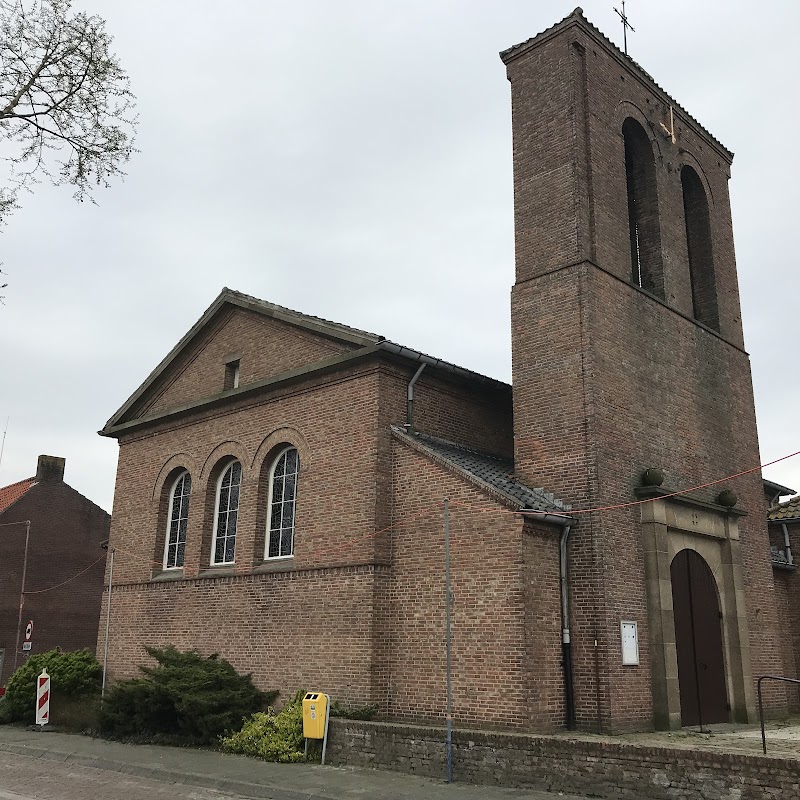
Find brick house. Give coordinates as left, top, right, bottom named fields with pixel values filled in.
left=767, top=488, right=800, bottom=712
left=0, top=455, right=110, bottom=686
left=99, top=9, right=795, bottom=732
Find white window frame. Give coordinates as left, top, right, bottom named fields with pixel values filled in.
left=163, top=470, right=191, bottom=570
left=210, top=460, right=241, bottom=566
left=265, top=447, right=299, bottom=560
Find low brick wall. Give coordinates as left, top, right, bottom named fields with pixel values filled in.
left=327, top=719, right=800, bottom=800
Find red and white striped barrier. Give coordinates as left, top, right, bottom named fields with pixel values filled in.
left=35, top=670, right=50, bottom=726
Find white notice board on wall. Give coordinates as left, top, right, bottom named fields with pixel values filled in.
left=620, top=620, right=639, bottom=665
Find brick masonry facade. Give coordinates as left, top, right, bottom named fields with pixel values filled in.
left=327, top=719, right=800, bottom=800
left=772, top=520, right=800, bottom=713
left=98, top=323, right=523, bottom=721
left=502, top=11, right=787, bottom=729
left=98, top=9, right=791, bottom=738
left=0, top=462, right=109, bottom=685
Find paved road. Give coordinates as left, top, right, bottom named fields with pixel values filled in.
left=0, top=747, right=587, bottom=800
left=0, top=750, right=245, bottom=800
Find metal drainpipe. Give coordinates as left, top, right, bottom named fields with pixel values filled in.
left=782, top=523, right=794, bottom=565
left=404, top=363, right=426, bottom=433
left=559, top=524, right=576, bottom=730
left=525, top=512, right=576, bottom=730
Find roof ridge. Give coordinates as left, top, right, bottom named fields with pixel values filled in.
left=0, top=476, right=36, bottom=491
left=0, top=476, right=37, bottom=516
left=774, top=494, right=800, bottom=508
left=222, top=287, right=385, bottom=343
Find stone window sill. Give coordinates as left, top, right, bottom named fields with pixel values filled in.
left=151, top=568, right=185, bottom=582
left=252, top=558, right=296, bottom=574
left=199, top=564, right=236, bottom=578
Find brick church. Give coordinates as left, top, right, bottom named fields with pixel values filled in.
left=99, top=9, right=798, bottom=732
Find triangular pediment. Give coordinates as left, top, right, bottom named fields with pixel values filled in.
left=102, top=289, right=383, bottom=432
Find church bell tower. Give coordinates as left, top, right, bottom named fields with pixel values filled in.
left=501, top=9, right=786, bottom=731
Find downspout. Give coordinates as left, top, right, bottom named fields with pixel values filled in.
left=524, top=512, right=576, bottom=730
left=559, top=524, right=576, bottom=730
left=782, top=523, right=794, bottom=566
left=404, top=363, right=426, bottom=433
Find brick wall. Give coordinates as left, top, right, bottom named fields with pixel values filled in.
left=0, top=482, right=109, bottom=685
left=504, top=16, right=784, bottom=728
left=773, top=521, right=800, bottom=712
left=102, top=336, right=525, bottom=717
left=327, top=719, right=800, bottom=800
left=386, top=439, right=564, bottom=729
left=97, top=565, right=383, bottom=706
left=139, top=306, right=354, bottom=417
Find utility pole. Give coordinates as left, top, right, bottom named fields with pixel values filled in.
left=101, top=546, right=115, bottom=697
left=13, top=520, right=31, bottom=671
left=444, top=498, right=453, bottom=783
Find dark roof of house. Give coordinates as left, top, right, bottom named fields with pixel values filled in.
left=0, top=477, right=36, bottom=515
left=102, top=288, right=510, bottom=434
left=392, top=426, right=570, bottom=516
left=500, top=8, right=732, bottom=161
left=764, top=478, right=797, bottom=498
left=769, top=495, right=800, bottom=523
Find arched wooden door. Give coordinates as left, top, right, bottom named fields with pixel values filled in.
left=670, top=549, right=728, bottom=727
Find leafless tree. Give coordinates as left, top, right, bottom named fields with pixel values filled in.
left=0, top=0, right=136, bottom=228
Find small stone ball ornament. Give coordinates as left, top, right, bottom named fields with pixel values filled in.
left=641, top=467, right=665, bottom=487
left=717, top=488, right=738, bottom=508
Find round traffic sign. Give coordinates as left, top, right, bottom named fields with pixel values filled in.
left=25, top=620, right=33, bottom=641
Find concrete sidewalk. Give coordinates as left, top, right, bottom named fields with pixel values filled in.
left=0, top=726, right=584, bottom=800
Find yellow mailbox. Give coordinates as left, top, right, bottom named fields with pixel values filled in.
left=302, top=692, right=329, bottom=739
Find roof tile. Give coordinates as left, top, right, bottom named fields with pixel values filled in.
left=393, top=427, right=570, bottom=514
left=0, top=477, right=36, bottom=515
left=769, top=495, right=800, bottom=522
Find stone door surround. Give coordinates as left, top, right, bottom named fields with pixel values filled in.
left=640, top=491, right=755, bottom=729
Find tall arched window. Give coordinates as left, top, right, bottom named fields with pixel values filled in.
left=681, top=165, right=719, bottom=331
left=163, top=471, right=191, bottom=569
left=211, top=460, right=241, bottom=565
left=623, top=118, right=664, bottom=298
left=266, top=447, right=299, bottom=559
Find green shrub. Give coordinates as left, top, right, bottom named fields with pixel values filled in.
left=2, top=649, right=101, bottom=723
left=97, top=679, right=177, bottom=740
left=221, top=689, right=306, bottom=762
left=329, top=699, right=378, bottom=720
left=98, top=646, right=271, bottom=744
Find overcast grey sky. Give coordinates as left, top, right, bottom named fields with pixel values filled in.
left=1, top=0, right=798, bottom=512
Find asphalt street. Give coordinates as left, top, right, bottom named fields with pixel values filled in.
left=0, top=750, right=245, bottom=800
left=0, top=741, right=589, bottom=800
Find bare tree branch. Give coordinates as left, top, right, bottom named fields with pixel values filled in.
left=0, top=0, right=137, bottom=221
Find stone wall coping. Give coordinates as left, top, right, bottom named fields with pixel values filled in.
left=328, top=718, right=799, bottom=768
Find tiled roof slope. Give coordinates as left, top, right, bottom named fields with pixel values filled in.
left=769, top=495, right=800, bottom=522
left=392, top=426, right=570, bottom=515
left=500, top=7, right=731, bottom=160
left=0, top=477, right=36, bottom=515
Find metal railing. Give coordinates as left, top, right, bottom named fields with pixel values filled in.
left=757, top=675, right=800, bottom=754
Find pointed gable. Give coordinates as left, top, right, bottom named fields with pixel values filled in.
left=103, top=288, right=384, bottom=432
left=140, top=306, right=359, bottom=417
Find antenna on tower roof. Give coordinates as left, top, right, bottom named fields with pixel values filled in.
left=613, top=0, right=635, bottom=55
left=0, top=416, right=8, bottom=471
